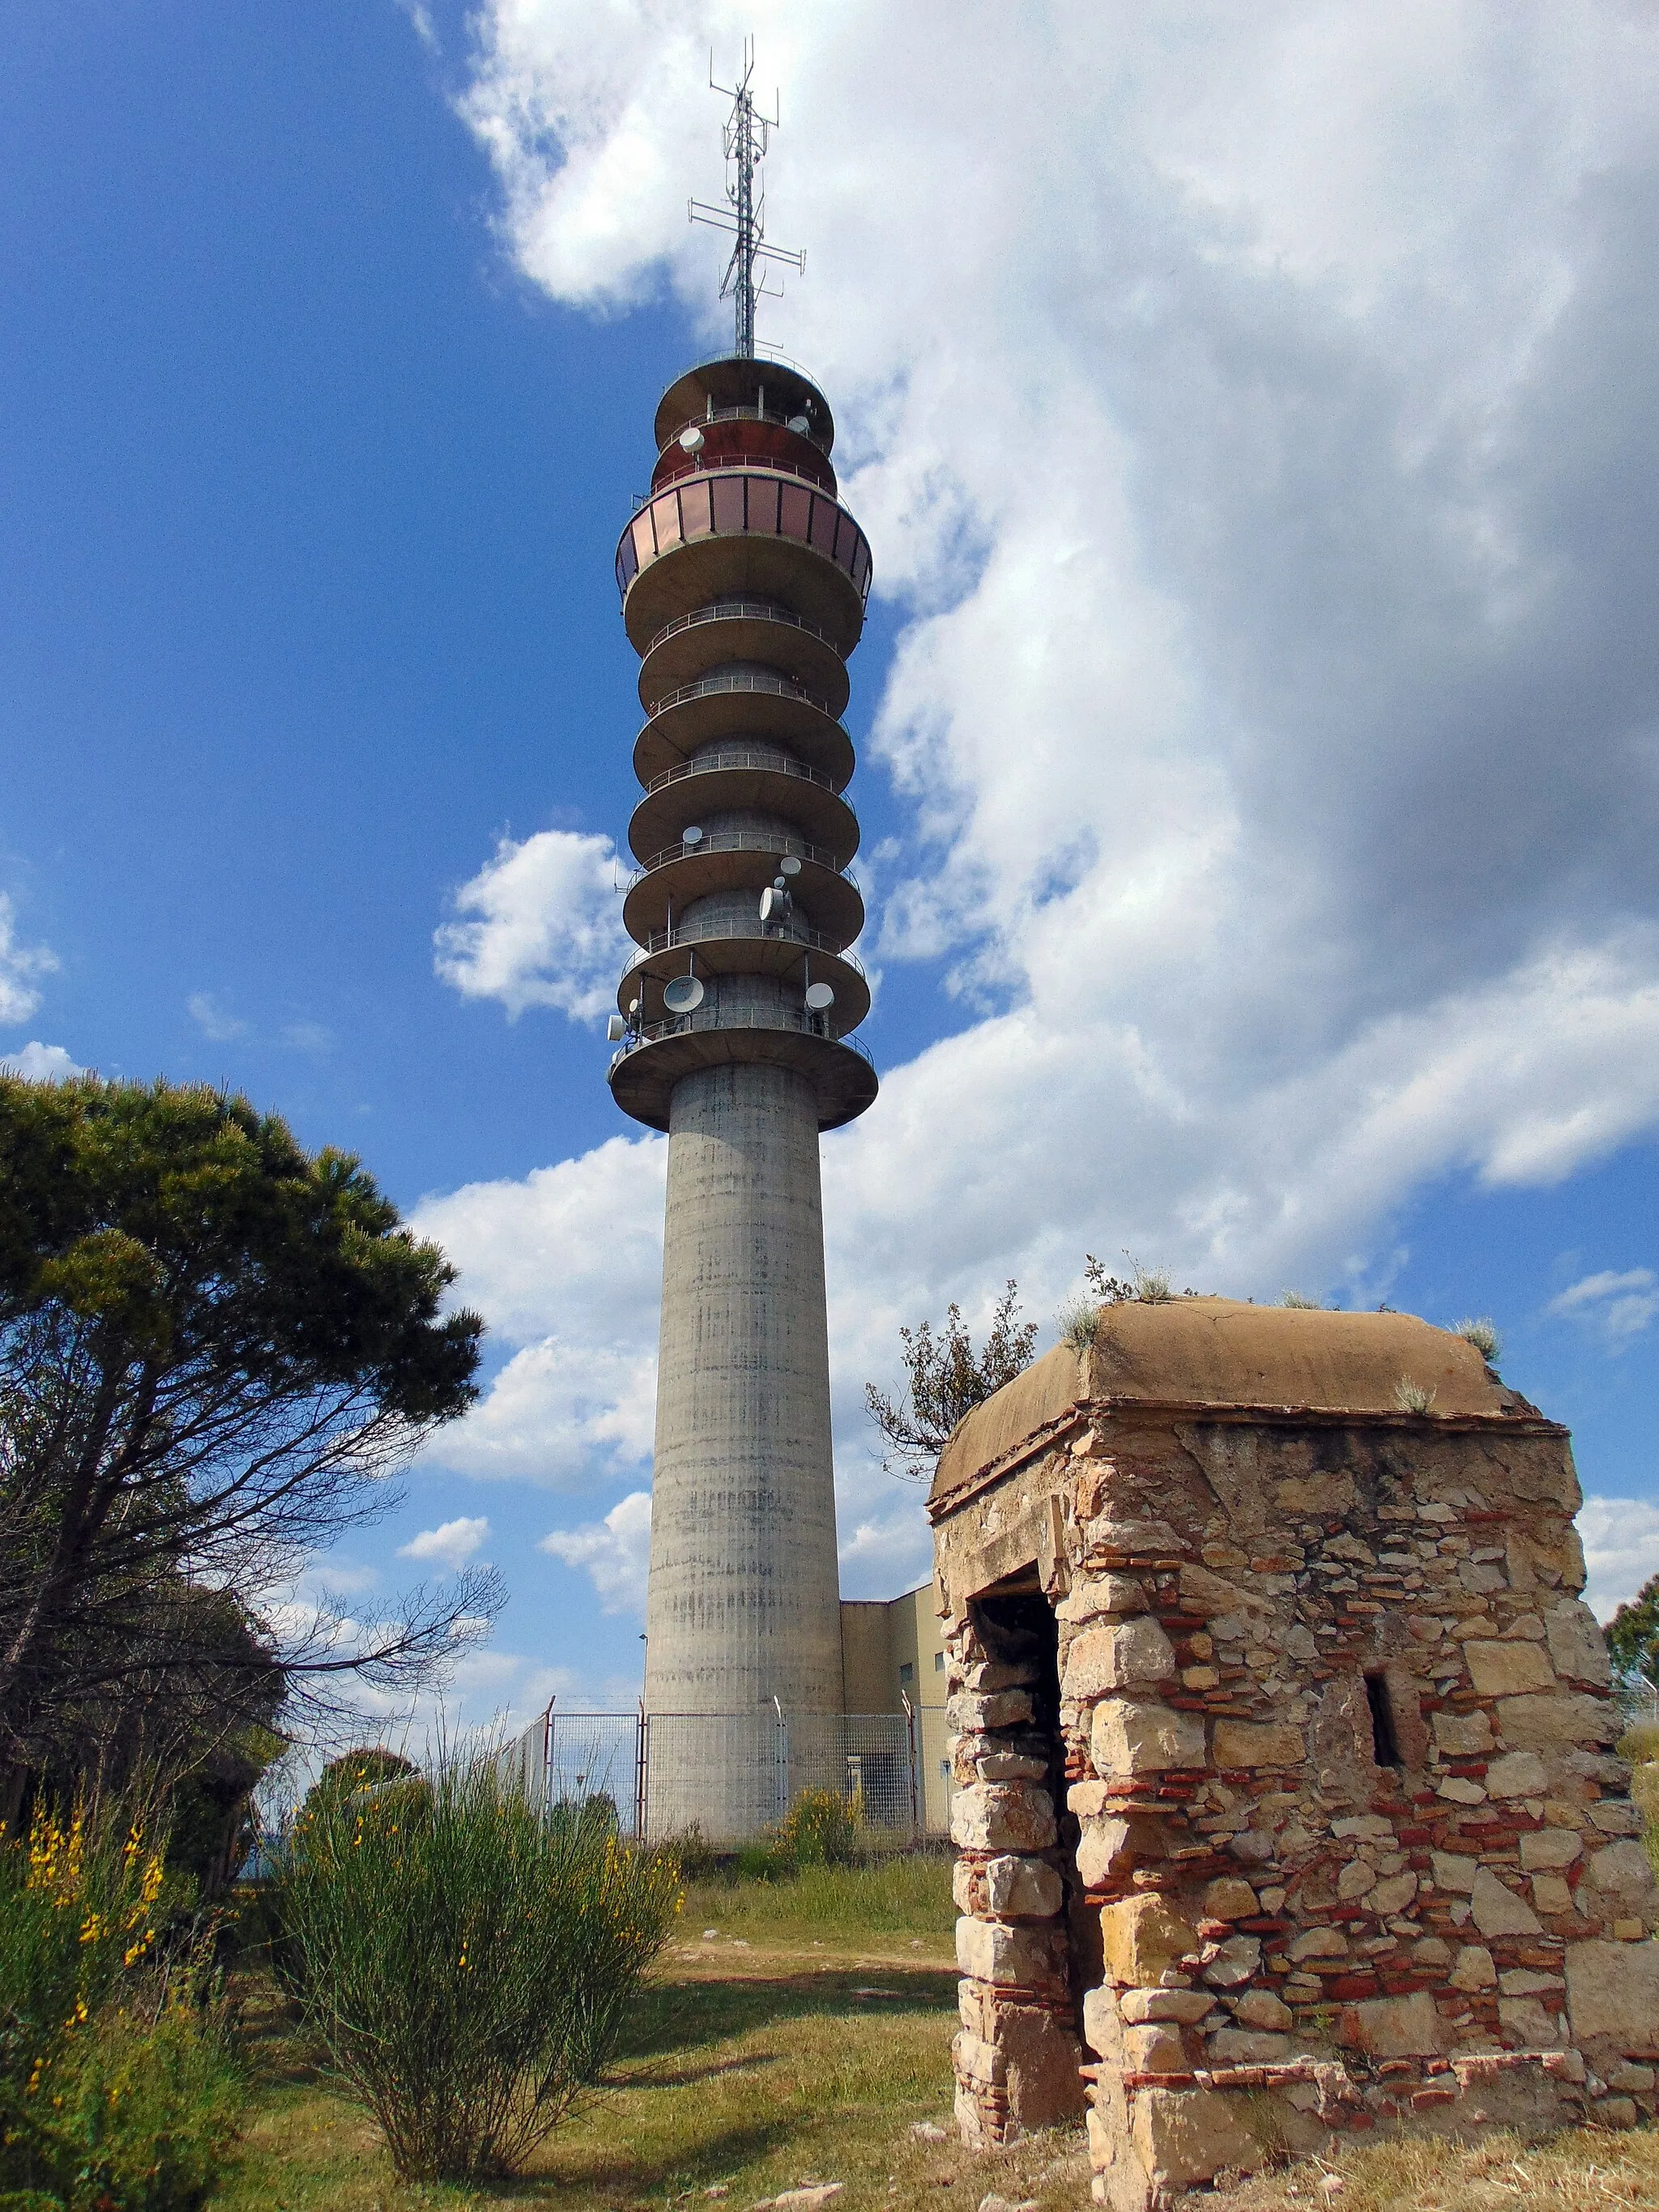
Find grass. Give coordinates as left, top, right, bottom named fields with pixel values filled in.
left=208, top=1852, right=1659, bottom=2211
left=1215, top=2128, right=1659, bottom=2212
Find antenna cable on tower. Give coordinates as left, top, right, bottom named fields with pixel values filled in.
left=689, top=39, right=804, bottom=358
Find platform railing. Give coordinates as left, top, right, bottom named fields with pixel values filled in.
left=646, top=599, right=838, bottom=658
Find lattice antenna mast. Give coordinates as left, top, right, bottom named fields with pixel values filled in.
left=689, top=40, right=804, bottom=358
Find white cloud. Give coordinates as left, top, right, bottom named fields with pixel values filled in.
left=430, top=6, right=1659, bottom=1592
left=540, top=1489, right=653, bottom=1615
left=1548, top=1268, right=1659, bottom=1346
left=0, top=1042, right=83, bottom=1082
left=434, top=829, right=629, bottom=1022
left=397, top=1515, right=493, bottom=1571
left=1577, top=1495, right=1659, bottom=1621
left=187, top=991, right=245, bottom=1041
left=425, top=1338, right=656, bottom=1484
left=0, top=896, right=57, bottom=1026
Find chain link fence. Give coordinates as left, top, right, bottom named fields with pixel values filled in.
left=489, top=1704, right=940, bottom=1843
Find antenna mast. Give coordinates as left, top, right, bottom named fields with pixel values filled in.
left=689, top=40, right=804, bottom=358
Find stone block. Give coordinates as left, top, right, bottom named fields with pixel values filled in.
left=956, top=1915, right=1062, bottom=1988
left=1233, top=1990, right=1294, bottom=2031
left=1370, top=1872, right=1418, bottom=1916
left=1202, top=1934, right=1262, bottom=1987
left=951, top=1783, right=1057, bottom=1854
left=1086, top=1517, right=1187, bottom=1561
left=1469, top=1866, right=1542, bottom=1938
left=1075, top=1815, right=1145, bottom=1890
left=1532, top=1875, right=1576, bottom=1916
left=1065, top=1617, right=1177, bottom=1698
left=1100, top=1894, right=1198, bottom=1984
left=1056, top=1572, right=1146, bottom=1623
left=1498, top=1996, right=1560, bottom=2044
left=1090, top=1698, right=1205, bottom=1777
left=1124, top=2022, right=1188, bottom=2071
left=1128, top=2086, right=1263, bottom=2189
left=1584, top=1840, right=1658, bottom=1907
left=1338, top=1860, right=1377, bottom=1899
left=1486, top=1750, right=1550, bottom=1797
left=1209, top=2027, right=1293, bottom=2064
left=985, top=1853, right=1064, bottom=1920
left=1433, top=1710, right=1494, bottom=1753
left=1212, top=1720, right=1305, bottom=1770
left=1082, top=1984, right=1124, bottom=2060
left=1118, top=1986, right=1215, bottom=2024
left=953, top=2027, right=1004, bottom=2085
left=1495, top=1693, right=1616, bottom=1749
left=1466, top=1641, right=1557, bottom=1696
left=1289, top=1925, right=1349, bottom=1962
left=1202, top=1877, right=1259, bottom=1921
left=1448, top=1944, right=1497, bottom=1991
left=978, top=1750, right=1049, bottom=1782
left=1000, top=2002, right=1088, bottom=2127
left=1438, top=1776, right=1487, bottom=1804
left=1520, top=1828, right=1583, bottom=1870
left=1606, top=2063, right=1657, bottom=2092
left=1596, top=2096, right=1639, bottom=2129
left=1588, top=1801, right=1642, bottom=1835
left=948, top=1687, right=1034, bottom=1734
left=1567, top=1938, right=1659, bottom=2047
left=1431, top=1852, right=1478, bottom=1892
left=1338, top=1988, right=1442, bottom=2058
left=1545, top=1599, right=1613, bottom=1688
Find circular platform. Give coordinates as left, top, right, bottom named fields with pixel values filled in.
left=608, top=1015, right=877, bottom=1132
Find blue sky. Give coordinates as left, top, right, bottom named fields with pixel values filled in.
left=5, top=2, right=1658, bottom=1737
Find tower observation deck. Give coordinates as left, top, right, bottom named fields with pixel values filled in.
left=607, top=343, right=879, bottom=1833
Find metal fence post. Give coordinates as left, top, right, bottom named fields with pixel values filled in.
left=772, top=1696, right=788, bottom=1825
left=901, top=1691, right=919, bottom=1836
left=636, top=1703, right=650, bottom=1843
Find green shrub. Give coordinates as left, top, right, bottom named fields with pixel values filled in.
left=0, top=2001, right=239, bottom=2212
left=774, top=1788, right=860, bottom=1867
left=271, top=1757, right=682, bottom=2181
left=0, top=1803, right=237, bottom=2210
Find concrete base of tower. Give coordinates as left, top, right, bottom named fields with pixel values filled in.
left=642, top=1059, right=844, bottom=1839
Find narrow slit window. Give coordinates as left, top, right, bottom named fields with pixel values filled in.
left=1365, top=1672, right=1401, bottom=1767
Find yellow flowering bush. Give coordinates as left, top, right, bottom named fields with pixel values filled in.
left=273, top=1762, right=681, bottom=2180
left=0, top=1802, right=239, bottom=2210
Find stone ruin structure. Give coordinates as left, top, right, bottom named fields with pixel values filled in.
left=929, top=1297, right=1659, bottom=2208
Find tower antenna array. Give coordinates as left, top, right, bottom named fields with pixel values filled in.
left=689, top=39, right=804, bottom=358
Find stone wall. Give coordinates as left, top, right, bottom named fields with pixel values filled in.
left=935, top=1381, right=1659, bottom=2210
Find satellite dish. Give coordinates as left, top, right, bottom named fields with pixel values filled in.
left=786, top=414, right=811, bottom=434
left=759, top=886, right=781, bottom=922
left=662, top=975, right=705, bottom=1014
left=628, top=998, right=642, bottom=1017
left=681, top=825, right=704, bottom=847
left=778, top=855, right=802, bottom=877
left=804, top=982, right=835, bottom=1012
left=606, top=1014, right=627, bottom=1042
left=679, top=425, right=706, bottom=454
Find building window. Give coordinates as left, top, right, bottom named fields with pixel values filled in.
left=933, top=1650, right=945, bottom=1672
left=939, top=1758, right=950, bottom=1779
left=899, top=1662, right=914, bottom=1686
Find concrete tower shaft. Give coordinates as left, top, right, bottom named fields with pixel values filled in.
left=608, top=353, right=877, bottom=1831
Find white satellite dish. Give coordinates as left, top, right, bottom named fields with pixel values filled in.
left=679, top=425, right=706, bottom=454
left=804, top=982, right=835, bottom=1012
left=628, top=998, right=642, bottom=1016
left=759, top=885, right=785, bottom=922
left=778, top=855, right=802, bottom=877
left=606, top=1014, right=627, bottom=1042
left=681, top=825, right=704, bottom=847
left=663, top=975, right=705, bottom=1014
left=786, top=414, right=811, bottom=434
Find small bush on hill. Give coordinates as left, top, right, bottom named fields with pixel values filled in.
left=271, top=1757, right=681, bottom=2181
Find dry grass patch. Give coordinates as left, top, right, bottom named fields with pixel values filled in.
left=1215, top=2127, right=1659, bottom=2212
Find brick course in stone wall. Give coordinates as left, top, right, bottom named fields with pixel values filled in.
left=932, top=1381, right=1659, bottom=2212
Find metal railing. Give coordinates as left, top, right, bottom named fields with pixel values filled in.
left=650, top=448, right=836, bottom=496
left=642, top=750, right=846, bottom=802
left=623, top=918, right=865, bottom=976
left=613, top=1003, right=875, bottom=1064
left=629, top=827, right=855, bottom=884
left=646, top=600, right=838, bottom=658
left=646, top=669, right=840, bottom=722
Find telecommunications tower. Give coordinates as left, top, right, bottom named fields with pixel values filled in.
left=606, top=51, right=877, bottom=1835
